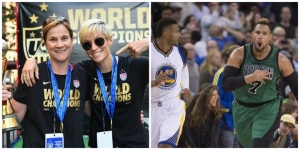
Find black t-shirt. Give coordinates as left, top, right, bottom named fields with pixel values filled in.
left=78, top=56, right=149, bottom=148
left=273, top=23, right=296, bottom=39
left=13, top=62, right=88, bottom=148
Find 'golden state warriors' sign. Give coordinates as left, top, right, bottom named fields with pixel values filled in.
left=17, top=2, right=149, bottom=80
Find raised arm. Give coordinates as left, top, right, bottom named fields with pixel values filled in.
left=223, top=25, right=245, bottom=43
left=278, top=53, right=298, bottom=100
left=116, top=38, right=149, bottom=57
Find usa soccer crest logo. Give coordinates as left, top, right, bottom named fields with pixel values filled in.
left=120, top=70, right=127, bottom=81
left=73, top=79, right=80, bottom=88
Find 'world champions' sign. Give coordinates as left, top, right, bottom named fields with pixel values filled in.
left=17, top=2, right=149, bottom=79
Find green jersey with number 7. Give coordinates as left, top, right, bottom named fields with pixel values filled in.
left=233, top=43, right=281, bottom=103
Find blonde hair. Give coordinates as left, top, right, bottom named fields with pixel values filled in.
left=200, top=49, right=221, bottom=75
left=224, top=7, right=233, bottom=20
left=78, top=19, right=113, bottom=44
left=272, top=26, right=286, bottom=35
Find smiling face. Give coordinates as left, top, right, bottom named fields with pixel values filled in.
left=44, top=24, right=73, bottom=63
left=208, top=89, right=219, bottom=107
left=252, top=24, right=272, bottom=52
left=83, top=31, right=112, bottom=64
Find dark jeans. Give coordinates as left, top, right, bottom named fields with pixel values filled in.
left=218, top=127, right=239, bottom=148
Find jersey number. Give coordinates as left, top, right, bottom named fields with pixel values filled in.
left=248, top=81, right=262, bottom=94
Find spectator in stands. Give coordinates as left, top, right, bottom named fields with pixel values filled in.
left=161, top=5, right=173, bottom=19
left=208, top=24, right=244, bottom=51
left=151, top=5, right=174, bottom=42
left=280, top=103, right=298, bottom=148
left=207, top=40, right=220, bottom=52
left=212, top=45, right=240, bottom=148
left=190, top=30, right=202, bottom=45
left=169, top=2, right=194, bottom=28
left=180, top=29, right=192, bottom=46
left=222, top=2, right=242, bottom=36
left=183, top=15, right=200, bottom=32
left=270, top=26, right=286, bottom=46
left=202, top=2, right=243, bottom=42
left=199, top=49, right=222, bottom=88
left=178, top=83, right=223, bottom=148
left=283, top=86, right=298, bottom=105
left=192, top=2, right=209, bottom=23
left=281, top=103, right=298, bottom=119
left=201, top=2, right=222, bottom=42
left=275, top=6, right=296, bottom=39
left=194, top=40, right=220, bottom=67
left=270, top=114, right=296, bottom=148
left=241, top=30, right=254, bottom=45
left=184, top=43, right=200, bottom=93
left=290, top=26, right=298, bottom=53
left=172, top=6, right=182, bottom=26
left=151, top=2, right=164, bottom=23
left=291, top=125, right=298, bottom=148
left=193, top=33, right=207, bottom=63
left=245, top=12, right=262, bottom=31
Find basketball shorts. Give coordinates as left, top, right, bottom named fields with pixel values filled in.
left=151, top=99, right=186, bottom=148
left=232, top=98, right=281, bottom=148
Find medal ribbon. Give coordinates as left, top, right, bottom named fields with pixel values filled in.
left=96, top=55, right=118, bottom=128
left=47, top=60, right=71, bottom=125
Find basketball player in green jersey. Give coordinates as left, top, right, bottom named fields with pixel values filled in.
left=222, top=18, right=298, bottom=148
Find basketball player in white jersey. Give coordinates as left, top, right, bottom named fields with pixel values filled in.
left=151, top=18, right=191, bottom=148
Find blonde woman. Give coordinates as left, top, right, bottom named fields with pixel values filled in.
left=199, top=49, right=222, bottom=88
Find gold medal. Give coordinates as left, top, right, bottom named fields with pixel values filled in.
left=60, top=122, right=63, bottom=132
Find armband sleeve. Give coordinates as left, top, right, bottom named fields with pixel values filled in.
left=222, top=66, right=247, bottom=92
left=283, top=71, right=298, bottom=101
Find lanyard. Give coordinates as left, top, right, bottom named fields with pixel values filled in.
left=96, top=55, right=118, bottom=129
left=47, top=60, right=71, bottom=133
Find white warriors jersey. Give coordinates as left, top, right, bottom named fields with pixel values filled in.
left=151, top=43, right=184, bottom=102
